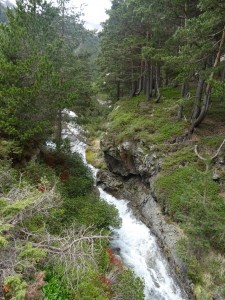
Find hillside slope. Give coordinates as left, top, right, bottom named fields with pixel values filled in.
left=97, top=88, right=225, bottom=300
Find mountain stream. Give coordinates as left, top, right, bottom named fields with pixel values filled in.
left=63, top=112, right=186, bottom=300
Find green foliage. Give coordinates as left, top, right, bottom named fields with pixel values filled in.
left=63, top=193, right=121, bottom=229
left=4, top=274, right=27, bottom=300
left=0, top=197, right=8, bottom=208
left=154, top=163, right=225, bottom=252
left=75, top=97, right=111, bottom=138
left=86, top=148, right=96, bottom=164
left=60, top=175, right=93, bottom=198
left=43, top=270, right=69, bottom=300
left=18, top=243, right=46, bottom=265
left=161, top=147, right=197, bottom=171
left=113, top=269, right=145, bottom=300
left=0, top=140, right=22, bottom=158
left=75, top=269, right=109, bottom=300
left=0, top=0, right=93, bottom=146
left=2, top=197, right=34, bottom=219
left=0, top=235, right=8, bottom=247
left=24, top=161, right=57, bottom=187
left=209, top=78, right=225, bottom=99
left=58, top=152, right=94, bottom=198
left=0, top=221, right=13, bottom=247
left=177, top=239, right=203, bottom=284
left=0, top=158, right=18, bottom=193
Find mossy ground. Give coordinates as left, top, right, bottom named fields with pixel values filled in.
left=104, top=87, right=225, bottom=300
left=108, top=92, right=188, bottom=144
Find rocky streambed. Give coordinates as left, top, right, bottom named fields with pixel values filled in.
left=96, top=137, right=195, bottom=299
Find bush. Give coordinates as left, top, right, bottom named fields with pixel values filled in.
left=3, top=275, right=27, bottom=300
left=112, top=269, right=145, bottom=300
left=154, top=165, right=225, bottom=253
left=63, top=193, right=121, bottom=229
left=43, top=270, right=69, bottom=300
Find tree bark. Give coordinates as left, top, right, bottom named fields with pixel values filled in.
left=181, top=81, right=189, bottom=98
left=130, top=80, right=137, bottom=98
left=56, top=109, right=62, bottom=143
left=191, top=78, right=205, bottom=120
left=191, top=26, right=225, bottom=132
left=116, top=80, right=120, bottom=100
left=145, top=61, right=151, bottom=101
left=154, top=63, right=161, bottom=103
left=135, top=60, right=144, bottom=95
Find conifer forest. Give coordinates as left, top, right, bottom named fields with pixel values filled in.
left=0, top=0, right=225, bottom=299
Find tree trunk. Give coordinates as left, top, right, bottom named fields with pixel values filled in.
left=116, top=80, right=120, bottom=100
left=191, top=26, right=225, bottom=132
left=130, top=80, right=137, bottom=98
left=145, top=61, right=151, bottom=101
left=181, top=81, right=189, bottom=98
left=135, top=60, right=144, bottom=95
left=192, top=78, right=205, bottom=120
left=146, top=75, right=150, bottom=102
left=149, top=64, right=153, bottom=97
left=56, top=109, right=62, bottom=144
left=177, top=105, right=183, bottom=120
left=154, top=63, right=161, bottom=103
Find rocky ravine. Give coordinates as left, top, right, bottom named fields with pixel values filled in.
left=97, top=137, right=195, bottom=299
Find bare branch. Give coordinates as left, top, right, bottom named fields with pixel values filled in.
left=194, top=145, right=207, bottom=161
left=211, top=139, right=225, bottom=160
left=195, top=139, right=225, bottom=162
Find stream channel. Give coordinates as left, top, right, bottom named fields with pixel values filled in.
left=63, top=111, right=186, bottom=300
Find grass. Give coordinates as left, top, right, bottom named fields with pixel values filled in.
left=107, top=89, right=191, bottom=146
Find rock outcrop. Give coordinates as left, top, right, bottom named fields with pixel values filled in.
left=97, top=137, right=195, bottom=299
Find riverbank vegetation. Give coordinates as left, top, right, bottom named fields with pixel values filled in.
left=0, top=0, right=145, bottom=299
left=0, top=144, right=145, bottom=299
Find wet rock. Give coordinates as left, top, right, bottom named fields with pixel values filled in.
left=99, top=135, right=195, bottom=300
left=101, top=139, right=161, bottom=181
left=97, top=170, right=124, bottom=195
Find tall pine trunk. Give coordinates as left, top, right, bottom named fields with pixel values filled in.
left=191, top=26, right=225, bottom=132
left=116, top=80, right=120, bottom=100
left=155, top=63, right=161, bottom=103
left=191, top=78, right=205, bottom=120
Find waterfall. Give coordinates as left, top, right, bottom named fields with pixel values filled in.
left=62, top=113, right=187, bottom=300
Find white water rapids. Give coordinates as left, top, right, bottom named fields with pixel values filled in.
left=62, top=112, right=186, bottom=300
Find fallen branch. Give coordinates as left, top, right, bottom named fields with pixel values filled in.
left=32, top=235, right=109, bottom=254
left=194, top=138, right=225, bottom=161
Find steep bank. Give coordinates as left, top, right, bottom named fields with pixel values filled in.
left=97, top=143, right=194, bottom=299
left=95, top=90, right=225, bottom=300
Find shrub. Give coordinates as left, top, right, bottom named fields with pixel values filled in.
left=112, top=269, right=145, bottom=300
left=3, top=275, right=27, bottom=300
left=43, top=270, right=68, bottom=300
left=155, top=165, right=225, bottom=253
left=63, top=193, right=121, bottom=229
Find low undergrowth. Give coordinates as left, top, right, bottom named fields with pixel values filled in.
left=0, top=143, right=144, bottom=299
left=154, top=146, right=225, bottom=298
